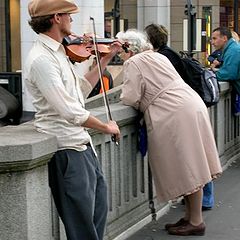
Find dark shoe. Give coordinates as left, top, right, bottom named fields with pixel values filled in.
left=165, top=218, right=189, bottom=231
left=168, top=222, right=206, bottom=236
left=202, top=206, right=212, bottom=211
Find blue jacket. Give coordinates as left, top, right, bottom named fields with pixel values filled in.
left=216, top=38, right=240, bottom=94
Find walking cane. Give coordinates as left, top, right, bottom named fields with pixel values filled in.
left=90, top=17, right=118, bottom=145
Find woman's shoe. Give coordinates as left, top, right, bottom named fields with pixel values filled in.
left=168, top=222, right=206, bottom=236
left=165, top=218, right=189, bottom=230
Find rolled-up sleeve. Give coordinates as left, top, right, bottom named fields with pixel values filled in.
left=31, top=56, right=90, bottom=126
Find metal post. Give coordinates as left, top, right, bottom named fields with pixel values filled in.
left=105, top=0, right=122, bottom=65
left=186, top=0, right=196, bottom=56
left=234, top=0, right=239, bottom=33
left=113, top=0, right=120, bottom=37
left=5, top=0, right=11, bottom=72
left=187, top=0, right=192, bottom=55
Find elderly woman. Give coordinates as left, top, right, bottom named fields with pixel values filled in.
left=117, top=29, right=222, bottom=236
left=145, top=23, right=216, bottom=211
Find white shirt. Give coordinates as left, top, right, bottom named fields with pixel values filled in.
left=24, top=34, right=93, bottom=151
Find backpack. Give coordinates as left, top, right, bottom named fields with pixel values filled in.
left=161, top=48, right=220, bottom=107
left=180, top=52, right=220, bottom=107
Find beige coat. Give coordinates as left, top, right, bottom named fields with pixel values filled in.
left=121, top=50, right=222, bottom=202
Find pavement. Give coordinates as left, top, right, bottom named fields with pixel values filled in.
left=126, top=159, right=240, bottom=240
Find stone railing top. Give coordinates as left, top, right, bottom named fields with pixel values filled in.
left=85, top=85, right=122, bottom=109
left=219, top=81, right=230, bottom=93
left=88, top=102, right=138, bottom=135
left=0, top=121, right=57, bottom=172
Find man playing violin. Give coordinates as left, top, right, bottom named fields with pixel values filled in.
left=25, top=0, right=121, bottom=239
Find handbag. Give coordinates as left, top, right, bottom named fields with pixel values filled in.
left=137, top=80, right=179, bottom=157
left=137, top=114, right=147, bottom=157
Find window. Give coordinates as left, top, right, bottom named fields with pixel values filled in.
left=0, top=0, right=21, bottom=72
left=220, top=0, right=240, bottom=33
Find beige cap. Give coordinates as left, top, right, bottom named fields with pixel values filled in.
left=28, top=0, right=79, bottom=17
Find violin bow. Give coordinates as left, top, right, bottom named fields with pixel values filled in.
left=90, top=16, right=118, bottom=145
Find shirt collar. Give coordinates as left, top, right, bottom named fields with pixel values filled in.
left=223, top=38, right=235, bottom=54
left=38, top=33, right=62, bottom=52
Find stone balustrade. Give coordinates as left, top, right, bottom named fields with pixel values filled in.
left=0, top=82, right=240, bottom=240
left=0, top=123, right=57, bottom=240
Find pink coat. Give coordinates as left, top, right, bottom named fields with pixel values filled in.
left=121, top=50, right=222, bottom=202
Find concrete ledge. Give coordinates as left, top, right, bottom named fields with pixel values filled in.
left=219, top=81, right=230, bottom=94
left=0, top=122, right=57, bottom=172
left=90, top=102, right=137, bottom=123
left=88, top=102, right=138, bottom=137
left=86, top=85, right=122, bottom=109
left=0, top=154, right=54, bottom=173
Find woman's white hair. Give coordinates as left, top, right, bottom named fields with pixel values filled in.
left=116, top=29, right=152, bottom=54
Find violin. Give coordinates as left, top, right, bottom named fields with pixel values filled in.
left=63, top=35, right=129, bottom=63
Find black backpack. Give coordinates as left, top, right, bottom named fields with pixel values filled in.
left=179, top=52, right=220, bottom=107
left=163, top=48, right=220, bottom=108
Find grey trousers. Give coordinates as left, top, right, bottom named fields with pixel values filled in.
left=48, top=147, right=108, bottom=240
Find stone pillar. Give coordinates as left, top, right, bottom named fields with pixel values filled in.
left=137, top=0, right=171, bottom=32
left=0, top=122, right=57, bottom=240
left=72, top=0, right=104, bottom=35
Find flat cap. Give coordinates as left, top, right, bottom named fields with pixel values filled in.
left=28, top=0, right=79, bottom=17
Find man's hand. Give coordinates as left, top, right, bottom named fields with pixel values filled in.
left=82, top=116, right=120, bottom=142
left=103, top=40, right=123, bottom=59
left=104, top=120, right=120, bottom=142
left=210, top=59, right=221, bottom=69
